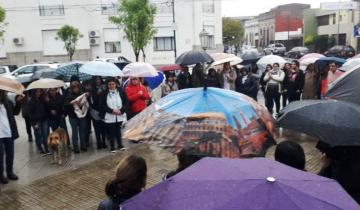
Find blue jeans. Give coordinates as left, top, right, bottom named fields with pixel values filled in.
left=33, top=121, right=49, bottom=152
left=0, top=138, right=14, bottom=176
left=69, top=118, right=86, bottom=149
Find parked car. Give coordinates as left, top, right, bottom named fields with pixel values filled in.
left=0, top=65, right=17, bottom=75
left=4, top=63, right=60, bottom=86
left=263, top=43, right=286, bottom=56
left=287, top=47, right=309, bottom=59
left=324, top=45, right=355, bottom=59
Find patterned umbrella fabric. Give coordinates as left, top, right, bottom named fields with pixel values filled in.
left=175, top=50, right=214, bottom=66
left=0, top=76, right=24, bottom=95
left=124, top=87, right=275, bottom=158
left=122, top=157, right=360, bottom=210
left=55, top=62, right=92, bottom=81
left=26, top=78, right=65, bottom=90
left=79, top=61, right=123, bottom=77
left=122, top=62, right=158, bottom=77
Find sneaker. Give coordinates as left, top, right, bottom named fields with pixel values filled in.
left=0, top=176, right=9, bottom=184
left=119, top=147, right=127, bottom=151
left=7, top=172, right=18, bottom=181
left=110, top=150, right=117, bottom=153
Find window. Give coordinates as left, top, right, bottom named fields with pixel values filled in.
left=207, top=35, right=215, bottom=49
left=101, top=4, right=118, bottom=15
left=153, top=37, right=174, bottom=51
left=17, top=66, right=34, bottom=75
left=317, top=15, right=330, bottom=26
left=0, top=67, right=6, bottom=74
left=202, top=0, right=215, bottom=13
left=105, top=42, right=121, bottom=53
left=39, top=5, right=65, bottom=16
left=34, top=66, right=50, bottom=72
left=154, top=2, right=172, bottom=14
left=333, top=14, right=336, bottom=24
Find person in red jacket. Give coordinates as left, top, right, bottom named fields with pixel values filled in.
left=125, top=77, right=150, bottom=119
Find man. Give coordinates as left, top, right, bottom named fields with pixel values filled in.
left=177, top=66, right=191, bottom=89
left=263, top=63, right=285, bottom=114
left=0, top=90, right=22, bottom=184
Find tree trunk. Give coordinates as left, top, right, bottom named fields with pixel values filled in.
left=135, top=51, right=140, bottom=62
left=141, top=48, right=146, bottom=62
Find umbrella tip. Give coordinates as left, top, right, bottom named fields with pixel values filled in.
left=266, top=176, right=276, bottom=183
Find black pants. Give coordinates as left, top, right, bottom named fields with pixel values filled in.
left=93, top=119, right=106, bottom=148
left=265, top=85, right=281, bottom=114
left=107, top=122, right=123, bottom=151
left=282, top=92, right=288, bottom=108
left=0, top=138, right=14, bottom=176
left=288, top=92, right=301, bottom=102
left=24, top=117, right=32, bottom=139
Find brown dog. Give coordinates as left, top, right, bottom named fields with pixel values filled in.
left=47, top=128, right=69, bottom=165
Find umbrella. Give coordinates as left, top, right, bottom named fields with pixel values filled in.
left=241, top=49, right=261, bottom=64
left=352, top=54, right=360, bottom=59
left=79, top=61, right=123, bottom=77
left=210, top=53, right=243, bottom=66
left=158, top=64, right=181, bottom=72
left=124, top=87, right=275, bottom=158
left=298, top=53, right=324, bottom=62
left=326, top=63, right=360, bottom=106
left=144, top=71, right=165, bottom=89
left=0, top=76, right=24, bottom=95
left=256, top=55, right=286, bottom=71
left=121, top=157, right=359, bottom=210
left=338, top=58, right=360, bottom=72
left=278, top=99, right=360, bottom=146
left=315, top=57, right=346, bottom=72
left=122, top=62, right=158, bottom=77
left=55, top=62, right=92, bottom=81
left=175, top=50, right=214, bottom=66
left=299, top=57, right=320, bottom=66
left=26, top=78, right=65, bottom=90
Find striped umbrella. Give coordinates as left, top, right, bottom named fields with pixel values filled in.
left=55, top=61, right=92, bottom=81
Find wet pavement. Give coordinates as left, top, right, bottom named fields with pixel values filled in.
left=0, top=95, right=325, bottom=210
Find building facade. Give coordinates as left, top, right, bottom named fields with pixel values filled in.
left=244, top=18, right=259, bottom=48
left=0, top=0, right=223, bottom=66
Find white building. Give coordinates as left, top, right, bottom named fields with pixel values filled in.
left=244, top=18, right=259, bottom=48
left=0, top=0, right=222, bottom=66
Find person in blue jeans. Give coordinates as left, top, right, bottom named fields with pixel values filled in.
left=64, top=81, right=87, bottom=153
left=0, top=90, right=22, bottom=184
left=28, top=89, right=49, bottom=154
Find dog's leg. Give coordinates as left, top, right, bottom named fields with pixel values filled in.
left=58, top=145, right=63, bottom=165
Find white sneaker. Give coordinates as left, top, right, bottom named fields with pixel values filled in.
left=110, top=150, right=117, bottom=153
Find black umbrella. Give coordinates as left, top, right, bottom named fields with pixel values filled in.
left=277, top=100, right=360, bottom=146
left=326, top=65, right=360, bottom=106
left=175, top=50, right=214, bottom=66
left=241, top=50, right=261, bottom=64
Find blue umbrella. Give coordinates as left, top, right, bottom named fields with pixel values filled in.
left=55, top=62, right=92, bottom=81
left=144, top=71, right=165, bottom=89
left=315, top=57, right=346, bottom=72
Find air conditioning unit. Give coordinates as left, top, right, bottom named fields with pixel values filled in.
left=13, top=37, right=24, bottom=45
left=89, top=37, right=100, bottom=46
left=89, top=30, right=100, bottom=38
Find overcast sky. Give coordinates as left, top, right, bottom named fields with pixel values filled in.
left=222, top=0, right=351, bottom=17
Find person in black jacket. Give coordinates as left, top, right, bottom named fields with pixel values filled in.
left=45, top=88, right=67, bottom=132
left=235, top=68, right=258, bottom=100
left=281, top=63, right=291, bottom=107
left=205, top=68, right=221, bottom=88
left=20, top=92, right=33, bottom=142
left=177, top=66, right=192, bottom=89
left=28, top=89, right=49, bottom=154
left=0, top=90, right=22, bottom=184
left=287, top=60, right=305, bottom=102
left=98, top=155, right=147, bottom=210
left=99, top=78, right=128, bottom=152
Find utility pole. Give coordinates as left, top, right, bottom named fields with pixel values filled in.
left=172, top=0, right=177, bottom=60
left=337, top=0, right=341, bottom=45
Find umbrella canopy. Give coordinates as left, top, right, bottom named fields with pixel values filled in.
left=299, top=57, right=320, bottom=67
left=0, top=76, right=24, bottom=95
left=352, top=53, right=360, bottom=59
left=315, top=57, right=346, bottom=72
left=326, top=63, right=360, bottom=106
left=338, top=58, right=360, bottom=72
left=26, top=78, right=65, bottom=90
left=210, top=53, right=243, bottom=66
left=121, top=157, right=359, bottom=210
left=278, top=99, right=360, bottom=146
left=256, top=55, right=286, bottom=71
left=122, top=62, right=158, bottom=77
left=124, top=87, right=275, bottom=158
left=79, top=61, right=123, bottom=77
left=144, top=71, right=165, bottom=89
left=175, top=50, right=214, bottom=66
left=298, top=53, right=324, bottom=62
left=241, top=50, right=261, bottom=64
left=55, top=62, right=92, bottom=81
left=158, top=64, right=181, bottom=72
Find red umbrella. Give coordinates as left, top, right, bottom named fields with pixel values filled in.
left=158, top=64, right=181, bottom=72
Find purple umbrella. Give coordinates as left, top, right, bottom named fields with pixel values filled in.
left=121, top=158, right=360, bottom=210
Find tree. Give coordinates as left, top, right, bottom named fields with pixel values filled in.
left=0, top=6, right=6, bottom=37
left=110, top=0, right=156, bottom=62
left=56, top=25, right=83, bottom=61
left=223, top=17, right=244, bottom=54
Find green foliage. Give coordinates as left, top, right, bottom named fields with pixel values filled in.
left=304, top=35, right=314, bottom=47
left=0, top=6, right=6, bottom=37
left=311, top=35, right=336, bottom=53
left=56, top=25, right=83, bottom=61
left=222, top=17, right=244, bottom=52
left=110, top=0, right=157, bottom=61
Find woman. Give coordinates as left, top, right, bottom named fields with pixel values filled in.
left=263, top=63, right=285, bottom=114
left=45, top=88, right=66, bottom=132
left=302, top=63, right=319, bottom=100
left=205, top=68, right=221, bottom=88
left=281, top=63, right=291, bottom=107
left=100, top=78, right=128, bottom=152
left=260, top=64, right=272, bottom=94
left=28, top=89, right=49, bottom=154
left=161, top=73, right=178, bottom=97
left=220, top=62, right=237, bottom=91
left=64, top=81, right=87, bottom=153
left=125, top=77, right=150, bottom=119
left=287, top=60, right=305, bottom=102
left=98, top=155, right=147, bottom=210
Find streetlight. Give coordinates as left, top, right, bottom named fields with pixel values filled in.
left=199, top=28, right=210, bottom=51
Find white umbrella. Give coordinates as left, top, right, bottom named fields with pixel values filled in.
left=0, top=76, right=24, bottom=95
left=256, top=55, right=286, bottom=71
left=339, top=58, right=360, bottom=72
left=26, top=78, right=65, bottom=90
left=122, top=62, right=158, bottom=77
left=299, top=57, right=320, bottom=71
left=210, top=53, right=243, bottom=66
left=79, top=61, right=123, bottom=77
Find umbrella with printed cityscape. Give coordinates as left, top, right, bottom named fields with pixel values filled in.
left=123, top=87, right=275, bottom=158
